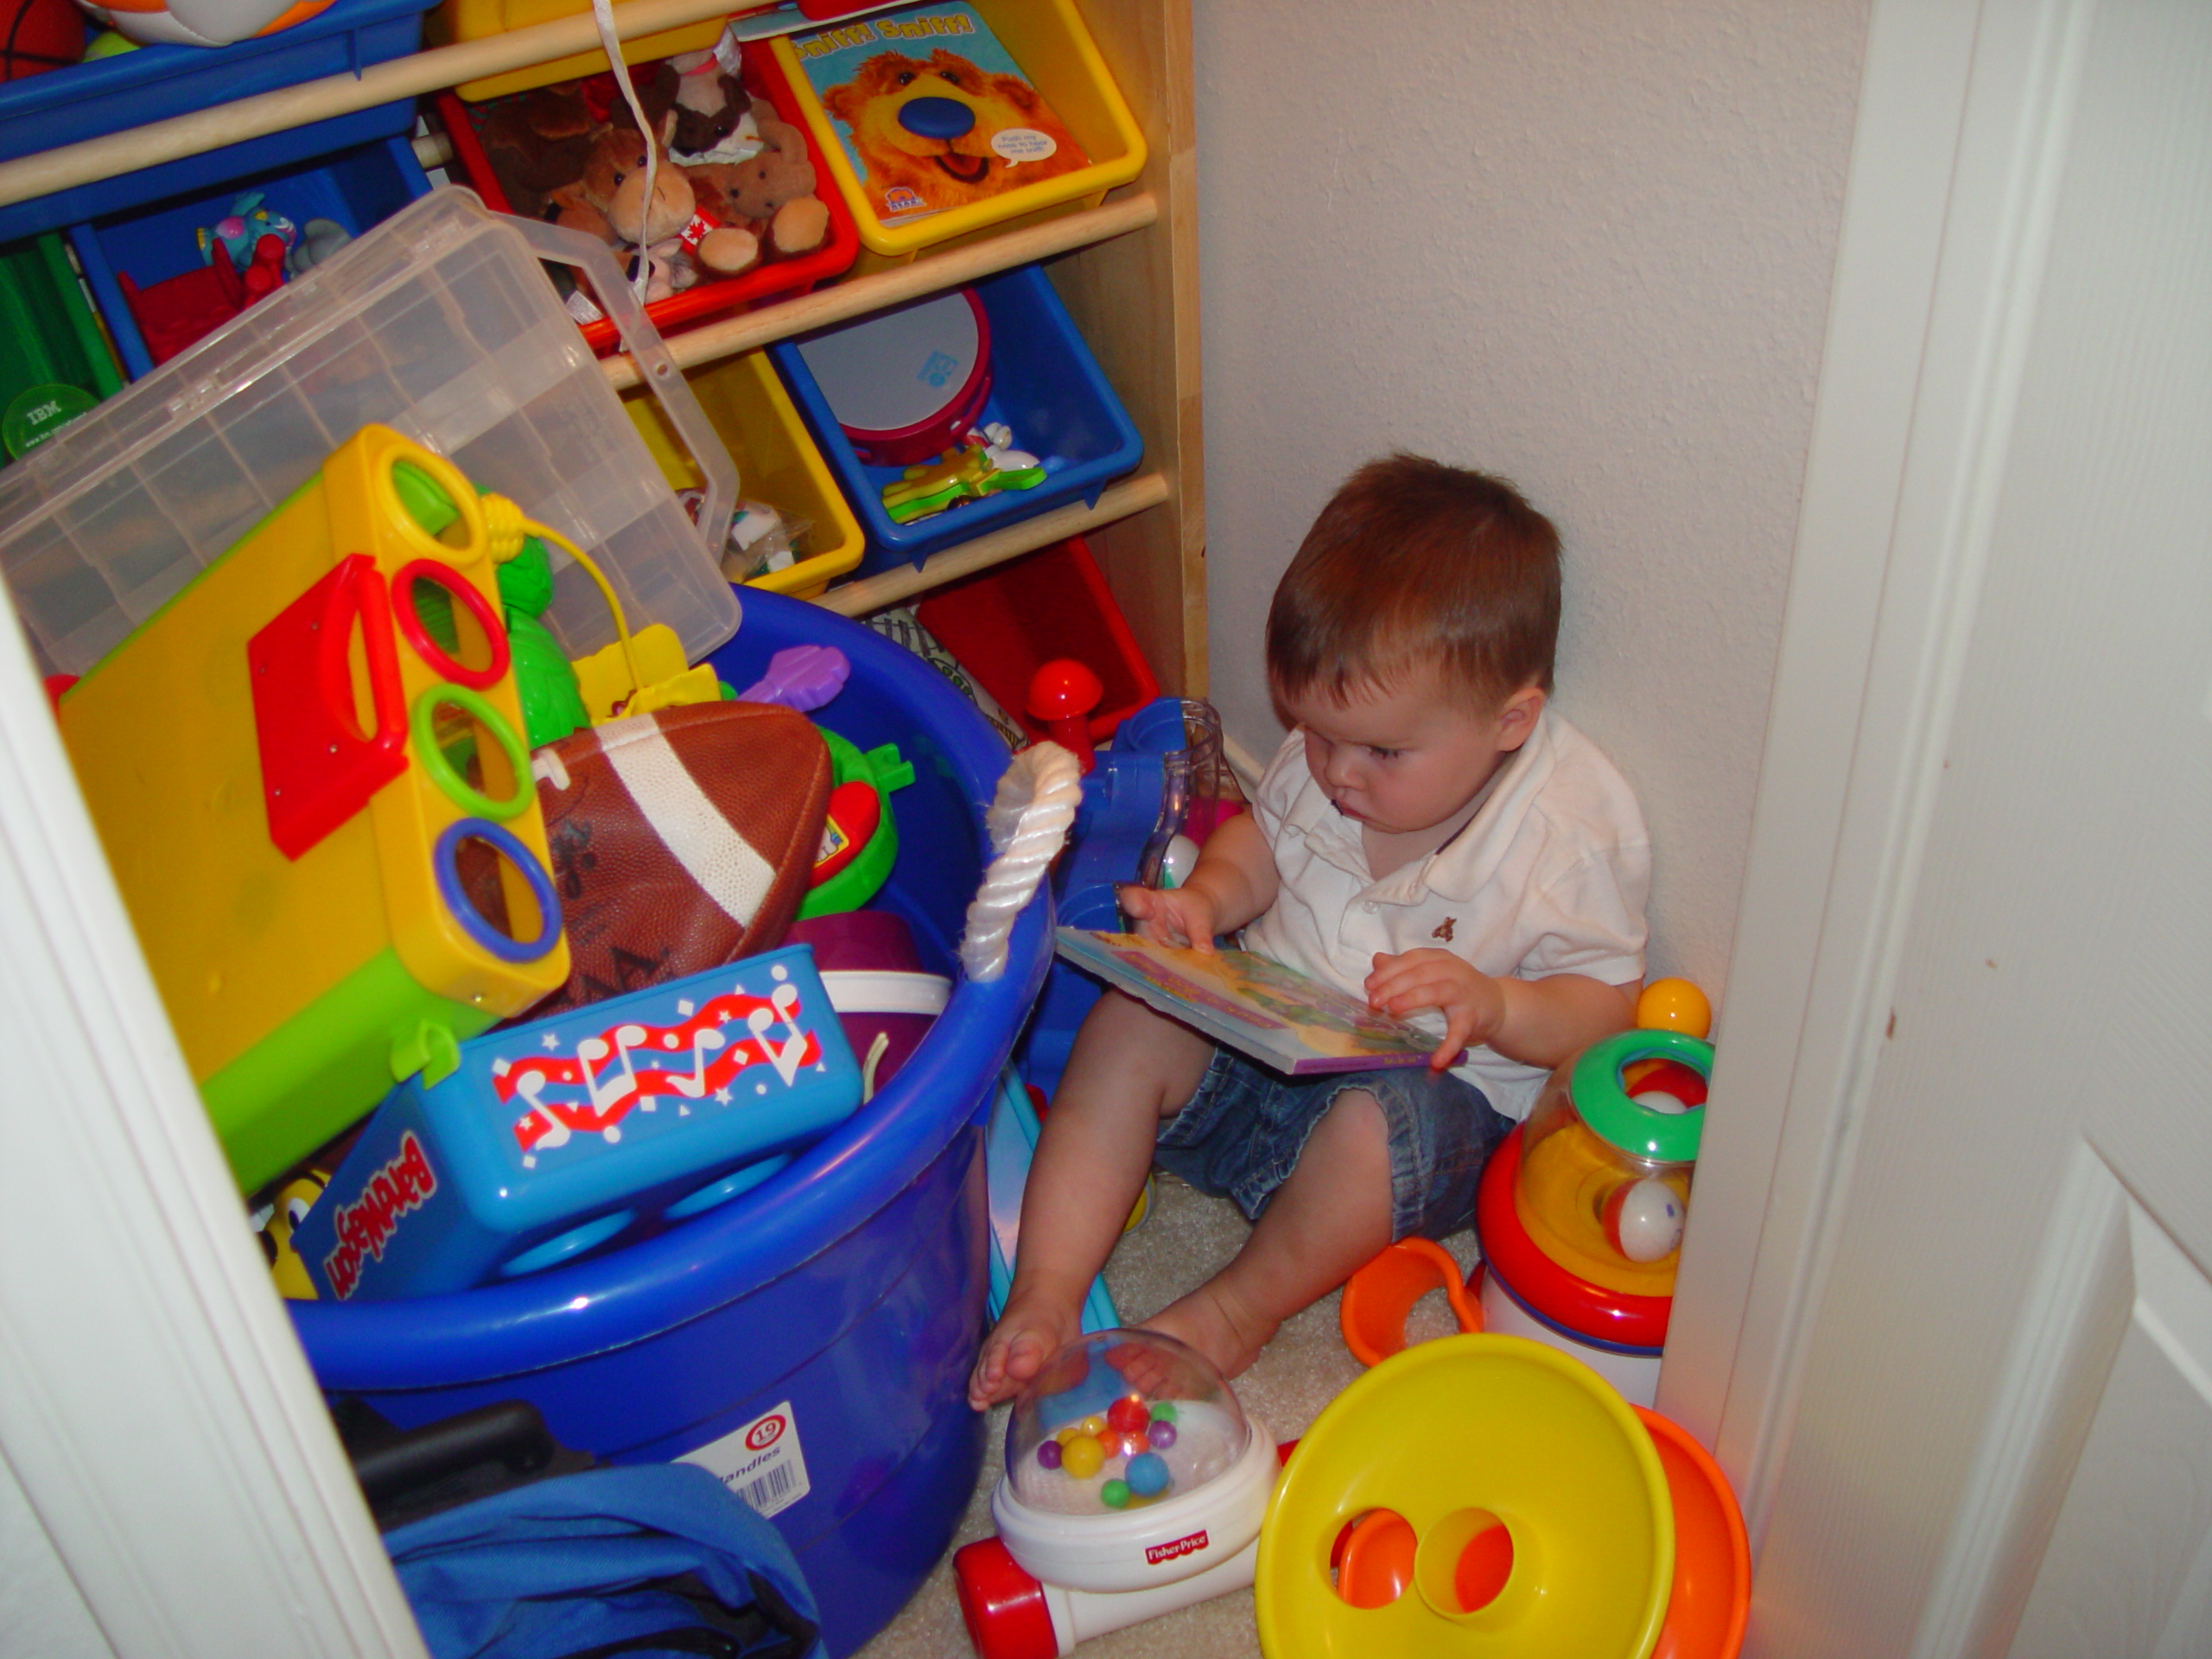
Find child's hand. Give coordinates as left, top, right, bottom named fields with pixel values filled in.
left=1119, top=883, right=1220, bottom=951
left=1365, top=949, right=1507, bottom=1071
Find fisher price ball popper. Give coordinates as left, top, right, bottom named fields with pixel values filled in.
left=1475, top=1000, right=1712, bottom=1406
left=955, top=1330, right=1281, bottom=1658
left=54, top=424, right=571, bottom=1193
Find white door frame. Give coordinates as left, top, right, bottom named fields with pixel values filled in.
left=1657, top=0, right=2095, bottom=1552
left=0, top=567, right=425, bottom=1655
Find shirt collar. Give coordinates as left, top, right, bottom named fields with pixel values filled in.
left=1417, top=706, right=1557, bottom=901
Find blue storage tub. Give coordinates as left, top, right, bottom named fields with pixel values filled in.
left=70, top=134, right=430, bottom=379
left=291, top=588, right=1053, bottom=1658
left=0, top=0, right=436, bottom=244
left=771, top=262, right=1143, bottom=577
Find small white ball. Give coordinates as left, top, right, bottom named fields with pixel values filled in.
left=1605, top=1179, right=1685, bottom=1263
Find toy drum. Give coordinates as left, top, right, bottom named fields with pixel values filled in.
left=794, top=286, right=992, bottom=465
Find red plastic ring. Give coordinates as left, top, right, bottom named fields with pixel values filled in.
left=1475, top=1127, right=1673, bottom=1349
left=391, top=559, right=510, bottom=690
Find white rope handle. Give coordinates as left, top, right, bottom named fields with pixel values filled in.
left=959, top=742, right=1083, bottom=982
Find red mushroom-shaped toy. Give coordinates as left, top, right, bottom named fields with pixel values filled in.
left=1027, top=658, right=1103, bottom=774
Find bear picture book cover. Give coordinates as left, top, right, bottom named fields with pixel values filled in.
left=788, top=3, right=1091, bottom=226
left=1054, top=930, right=1471, bottom=1077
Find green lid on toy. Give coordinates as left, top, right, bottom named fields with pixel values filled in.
left=1570, top=1029, right=1713, bottom=1165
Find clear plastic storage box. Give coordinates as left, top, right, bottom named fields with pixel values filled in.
left=0, top=187, right=741, bottom=677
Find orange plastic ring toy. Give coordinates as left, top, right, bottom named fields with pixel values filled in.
left=1339, top=1237, right=1481, bottom=1366
left=1633, top=1408, right=1751, bottom=1659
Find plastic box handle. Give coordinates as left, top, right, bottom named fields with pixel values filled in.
left=493, top=207, right=740, bottom=606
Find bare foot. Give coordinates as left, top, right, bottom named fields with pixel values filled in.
left=969, top=1284, right=1084, bottom=1410
left=1143, top=1281, right=1279, bottom=1382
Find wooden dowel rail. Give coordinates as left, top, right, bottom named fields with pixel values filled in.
left=0, top=0, right=741, bottom=208
left=811, top=471, right=1171, bottom=617
left=601, top=192, right=1158, bottom=390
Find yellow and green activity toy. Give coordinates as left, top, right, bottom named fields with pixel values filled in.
left=1255, top=1333, right=1675, bottom=1659
left=880, top=441, right=1046, bottom=524
left=56, top=423, right=579, bottom=1192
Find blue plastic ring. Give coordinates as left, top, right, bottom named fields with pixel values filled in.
left=432, top=817, right=562, bottom=963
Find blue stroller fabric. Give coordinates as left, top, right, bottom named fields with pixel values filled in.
left=385, top=1463, right=823, bottom=1659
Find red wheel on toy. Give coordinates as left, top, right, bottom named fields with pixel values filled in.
left=952, top=1538, right=1058, bottom=1659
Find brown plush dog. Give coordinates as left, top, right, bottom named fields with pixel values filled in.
left=820, top=48, right=1087, bottom=218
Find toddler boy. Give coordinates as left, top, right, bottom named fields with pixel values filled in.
left=969, top=455, right=1649, bottom=1406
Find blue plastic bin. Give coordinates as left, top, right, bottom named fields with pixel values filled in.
left=70, top=134, right=431, bottom=379
left=291, top=588, right=1053, bottom=1658
left=0, top=0, right=437, bottom=244
left=771, top=263, right=1142, bottom=576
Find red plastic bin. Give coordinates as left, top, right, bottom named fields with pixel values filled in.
left=433, top=52, right=858, bottom=355
left=916, top=537, right=1160, bottom=744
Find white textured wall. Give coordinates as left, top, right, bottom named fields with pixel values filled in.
left=1193, top=0, right=1867, bottom=996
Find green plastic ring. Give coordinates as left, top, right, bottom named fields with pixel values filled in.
left=410, top=683, right=532, bottom=822
left=1569, top=1028, right=1713, bottom=1164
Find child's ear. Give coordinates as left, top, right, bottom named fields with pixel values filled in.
left=1493, top=683, right=1546, bottom=751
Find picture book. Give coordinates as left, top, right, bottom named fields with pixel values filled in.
left=1052, top=930, right=1468, bottom=1077
left=787, top=2, right=1092, bottom=227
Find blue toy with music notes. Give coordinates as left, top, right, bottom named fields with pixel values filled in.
left=292, top=944, right=861, bottom=1301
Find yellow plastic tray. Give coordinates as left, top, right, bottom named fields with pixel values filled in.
left=430, top=0, right=725, bottom=101
left=624, top=349, right=864, bottom=601
left=767, top=0, right=1146, bottom=265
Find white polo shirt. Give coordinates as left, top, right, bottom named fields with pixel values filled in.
left=1240, top=707, right=1650, bottom=1119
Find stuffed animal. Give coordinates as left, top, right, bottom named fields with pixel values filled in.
left=689, top=109, right=829, bottom=257
left=197, top=191, right=296, bottom=273
left=486, top=56, right=833, bottom=296
left=632, top=48, right=754, bottom=159
left=819, top=47, right=1089, bottom=219
left=550, top=121, right=762, bottom=298
left=476, top=82, right=601, bottom=213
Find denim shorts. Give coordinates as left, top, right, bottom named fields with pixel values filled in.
left=1153, top=1046, right=1514, bottom=1242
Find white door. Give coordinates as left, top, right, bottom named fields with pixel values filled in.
left=1675, top=0, right=2212, bottom=1653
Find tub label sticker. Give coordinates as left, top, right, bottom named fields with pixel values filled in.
left=680, top=1401, right=811, bottom=1520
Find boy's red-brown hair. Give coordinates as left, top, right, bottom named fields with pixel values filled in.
left=1266, top=454, right=1561, bottom=709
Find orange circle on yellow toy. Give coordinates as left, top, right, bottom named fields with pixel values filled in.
left=1637, top=977, right=1712, bottom=1039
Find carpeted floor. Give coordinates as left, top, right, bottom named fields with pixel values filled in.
left=852, top=1173, right=1481, bottom=1659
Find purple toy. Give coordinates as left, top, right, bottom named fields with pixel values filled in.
left=736, top=644, right=849, bottom=711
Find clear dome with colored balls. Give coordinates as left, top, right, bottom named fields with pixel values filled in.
left=1005, top=1329, right=1250, bottom=1517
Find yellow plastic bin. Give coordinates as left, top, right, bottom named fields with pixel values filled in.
left=624, top=350, right=864, bottom=601
left=429, top=0, right=723, bottom=101
left=764, top=0, right=1146, bottom=270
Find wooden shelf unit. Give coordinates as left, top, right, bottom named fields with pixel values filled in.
left=1, top=0, right=1205, bottom=695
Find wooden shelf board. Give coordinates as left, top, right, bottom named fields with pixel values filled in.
left=807, top=471, right=1171, bottom=617
left=601, top=192, right=1158, bottom=390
